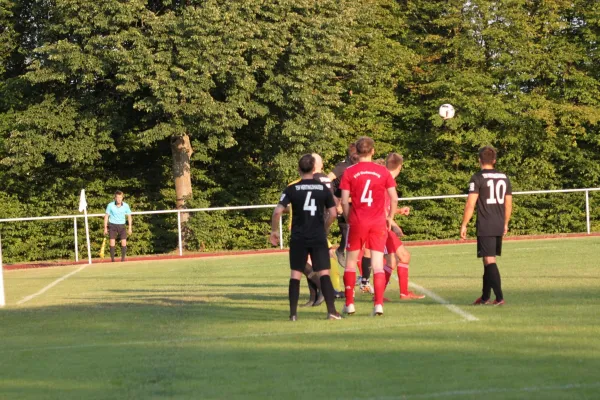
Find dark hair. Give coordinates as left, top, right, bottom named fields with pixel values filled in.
left=347, top=142, right=357, bottom=156
left=115, top=190, right=124, bottom=196
left=374, top=158, right=386, bottom=166
left=298, top=154, right=315, bottom=173
left=355, top=136, right=375, bottom=156
left=386, top=153, right=403, bottom=170
left=478, top=146, right=497, bottom=164
left=349, top=153, right=360, bottom=165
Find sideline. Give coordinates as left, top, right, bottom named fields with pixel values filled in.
left=409, top=282, right=479, bottom=322
left=16, top=265, right=88, bottom=305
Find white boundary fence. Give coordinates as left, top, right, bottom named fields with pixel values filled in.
left=0, top=187, right=598, bottom=264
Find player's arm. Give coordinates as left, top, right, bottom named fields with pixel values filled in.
left=460, top=193, right=478, bottom=239
left=103, top=213, right=109, bottom=235
left=127, top=213, right=133, bottom=235
left=504, top=194, right=513, bottom=235
left=270, top=204, right=286, bottom=246
left=386, top=187, right=398, bottom=230
left=341, top=189, right=351, bottom=222
left=327, top=171, right=336, bottom=180
left=325, top=206, right=337, bottom=234
left=390, top=219, right=404, bottom=237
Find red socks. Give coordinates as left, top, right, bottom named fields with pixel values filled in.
left=384, top=265, right=393, bottom=286
left=344, top=270, right=356, bottom=306
left=373, top=271, right=386, bottom=306
left=398, top=263, right=409, bottom=295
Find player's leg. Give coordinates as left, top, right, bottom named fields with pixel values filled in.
left=108, top=224, right=117, bottom=262
left=396, top=245, right=425, bottom=300
left=301, top=262, right=318, bottom=307
left=484, top=236, right=504, bottom=305
left=335, top=217, right=348, bottom=267
left=360, top=248, right=373, bottom=293
left=311, top=247, right=341, bottom=320
left=288, top=243, right=309, bottom=320
left=120, top=225, right=127, bottom=262
left=342, top=223, right=366, bottom=314
left=474, top=237, right=494, bottom=305
left=368, top=225, right=388, bottom=316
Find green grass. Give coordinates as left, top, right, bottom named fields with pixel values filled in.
left=1, top=238, right=600, bottom=400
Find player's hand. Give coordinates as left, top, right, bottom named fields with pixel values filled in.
left=104, top=227, right=108, bottom=235
left=392, top=225, right=404, bottom=237
left=386, top=217, right=393, bottom=231
left=396, top=207, right=410, bottom=216
left=270, top=231, right=280, bottom=246
left=128, top=227, right=133, bottom=235
left=503, top=224, right=509, bottom=236
left=460, top=226, right=467, bottom=240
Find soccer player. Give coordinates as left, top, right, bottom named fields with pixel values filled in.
left=270, top=154, right=342, bottom=321
left=460, top=146, right=513, bottom=306
left=383, top=153, right=425, bottom=300
left=328, top=143, right=357, bottom=267
left=340, top=137, right=397, bottom=316
left=103, top=190, right=132, bottom=262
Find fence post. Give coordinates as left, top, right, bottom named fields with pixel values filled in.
left=0, top=233, right=5, bottom=307
left=585, top=190, right=591, bottom=235
left=74, top=217, right=79, bottom=262
left=279, top=215, right=283, bottom=249
left=177, top=210, right=183, bottom=256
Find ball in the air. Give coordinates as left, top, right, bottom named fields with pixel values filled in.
left=439, top=104, right=455, bottom=119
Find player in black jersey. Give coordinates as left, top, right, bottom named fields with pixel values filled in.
left=270, top=154, right=342, bottom=321
left=460, top=146, right=513, bottom=306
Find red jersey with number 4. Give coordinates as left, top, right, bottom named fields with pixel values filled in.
left=339, top=161, right=396, bottom=225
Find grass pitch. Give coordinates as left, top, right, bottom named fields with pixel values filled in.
left=1, top=238, right=600, bottom=399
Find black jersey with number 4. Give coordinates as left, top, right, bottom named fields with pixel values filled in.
left=468, top=169, right=512, bottom=237
left=278, top=178, right=336, bottom=246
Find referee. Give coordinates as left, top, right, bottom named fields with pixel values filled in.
left=104, top=190, right=133, bottom=262
left=270, top=154, right=341, bottom=321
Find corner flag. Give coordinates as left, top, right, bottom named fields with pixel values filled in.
left=78, top=189, right=88, bottom=212
left=78, top=189, right=92, bottom=265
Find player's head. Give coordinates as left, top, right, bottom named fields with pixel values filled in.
left=374, top=158, right=385, bottom=166
left=386, top=152, right=403, bottom=177
left=311, top=153, right=324, bottom=173
left=114, top=190, right=124, bottom=204
left=355, top=136, right=375, bottom=158
left=478, top=146, right=497, bottom=167
left=298, top=154, right=315, bottom=174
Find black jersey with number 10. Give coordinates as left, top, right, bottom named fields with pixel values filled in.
left=278, top=179, right=336, bottom=245
left=468, top=169, right=512, bottom=236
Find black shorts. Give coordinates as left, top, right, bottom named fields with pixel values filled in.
left=109, top=223, right=127, bottom=240
left=477, top=236, right=502, bottom=258
left=289, top=241, right=331, bottom=272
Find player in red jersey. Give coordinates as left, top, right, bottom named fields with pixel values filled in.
left=339, top=137, right=397, bottom=316
left=382, top=153, right=425, bottom=300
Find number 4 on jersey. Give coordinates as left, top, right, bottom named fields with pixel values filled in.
left=303, top=191, right=317, bottom=216
left=361, top=180, right=373, bottom=207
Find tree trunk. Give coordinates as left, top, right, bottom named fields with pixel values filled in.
left=171, top=134, right=193, bottom=225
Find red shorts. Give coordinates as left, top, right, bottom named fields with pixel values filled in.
left=385, top=231, right=403, bottom=254
left=346, top=221, right=388, bottom=252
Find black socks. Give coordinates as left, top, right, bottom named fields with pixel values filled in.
left=289, top=278, right=301, bottom=317
left=361, top=256, right=372, bottom=283
left=319, top=275, right=337, bottom=315
left=484, top=263, right=503, bottom=301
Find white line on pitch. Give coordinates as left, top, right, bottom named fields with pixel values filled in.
left=356, top=382, right=600, bottom=399
left=2, top=319, right=468, bottom=354
left=409, top=282, right=479, bottom=322
left=16, top=265, right=88, bottom=305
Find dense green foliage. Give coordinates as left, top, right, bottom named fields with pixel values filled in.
left=1, top=0, right=600, bottom=262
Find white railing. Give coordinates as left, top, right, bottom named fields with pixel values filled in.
left=0, top=187, right=598, bottom=264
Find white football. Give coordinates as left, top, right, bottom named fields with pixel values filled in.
left=439, top=104, right=455, bottom=119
